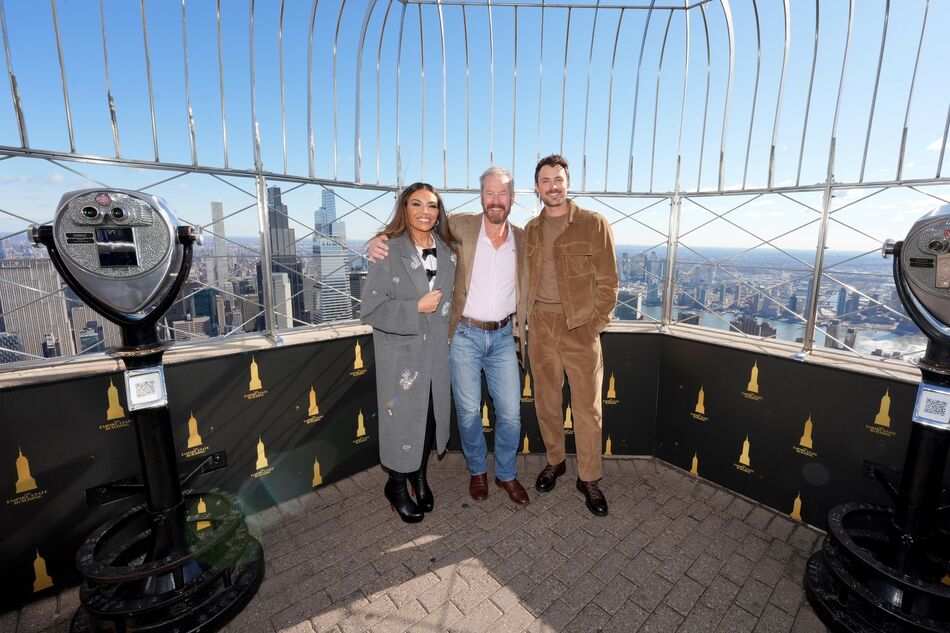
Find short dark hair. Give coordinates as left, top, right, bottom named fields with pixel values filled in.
left=534, top=154, right=570, bottom=184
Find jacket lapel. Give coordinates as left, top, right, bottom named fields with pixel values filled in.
left=399, top=235, right=430, bottom=299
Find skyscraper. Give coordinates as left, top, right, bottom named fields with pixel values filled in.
left=0, top=259, right=75, bottom=358
left=210, top=201, right=230, bottom=292
left=256, top=186, right=306, bottom=329
left=312, top=189, right=353, bottom=323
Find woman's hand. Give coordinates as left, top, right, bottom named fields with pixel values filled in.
left=418, top=289, right=442, bottom=314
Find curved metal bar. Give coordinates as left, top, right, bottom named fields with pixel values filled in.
left=740, top=0, right=761, bottom=189
left=50, top=1, right=75, bottom=153
left=626, top=0, right=656, bottom=192
left=859, top=0, right=889, bottom=183
left=535, top=0, right=544, bottom=166
left=487, top=0, right=494, bottom=166
left=279, top=0, right=287, bottom=174
left=438, top=0, right=447, bottom=187
left=716, top=0, right=734, bottom=191
left=355, top=0, right=380, bottom=184
left=512, top=5, right=517, bottom=183
left=139, top=0, right=159, bottom=161
left=695, top=3, right=710, bottom=190
left=249, top=0, right=261, bottom=170
left=603, top=8, right=625, bottom=188
left=98, top=0, right=119, bottom=157
left=896, top=0, right=931, bottom=180
left=673, top=0, right=688, bottom=190
left=559, top=7, right=571, bottom=154
left=938, top=103, right=949, bottom=179
left=828, top=0, right=853, bottom=156
left=333, top=0, right=348, bottom=181
left=216, top=0, right=228, bottom=168
left=418, top=3, right=425, bottom=179
left=395, top=0, right=408, bottom=187
left=306, top=0, right=319, bottom=179
left=649, top=11, right=673, bottom=193
left=463, top=4, right=471, bottom=187
left=795, top=0, right=820, bottom=187
left=181, top=0, right=197, bottom=166
left=375, top=0, right=395, bottom=185
left=767, top=0, right=789, bottom=188
left=581, top=0, right=601, bottom=191
left=0, top=1, right=25, bottom=148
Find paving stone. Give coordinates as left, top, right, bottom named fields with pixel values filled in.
left=338, top=595, right=398, bottom=633
left=754, top=603, right=796, bottom=633
left=738, top=533, right=771, bottom=562
left=309, top=592, right=371, bottom=633
left=766, top=539, right=794, bottom=564
left=629, top=572, right=674, bottom=612
left=490, top=603, right=536, bottom=633
left=716, top=604, right=758, bottom=633
left=769, top=576, right=804, bottom=616
left=406, top=602, right=464, bottom=633
left=565, top=602, right=610, bottom=632
left=680, top=603, right=723, bottom=633
left=592, top=573, right=636, bottom=615
left=788, top=526, right=822, bottom=555
left=746, top=506, right=775, bottom=531
left=687, top=552, right=724, bottom=587
left=664, top=575, right=705, bottom=616
left=791, top=603, right=827, bottom=633
left=638, top=603, right=684, bottom=633
left=700, top=575, right=741, bottom=616
left=752, top=556, right=786, bottom=588
left=727, top=497, right=754, bottom=520
left=736, top=578, right=773, bottom=618
left=276, top=621, right=316, bottom=633
left=601, top=598, right=650, bottom=633
left=368, top=598, right=428, bottom=633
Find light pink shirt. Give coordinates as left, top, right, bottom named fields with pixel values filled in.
left=462, top=217, right=517, bottom=322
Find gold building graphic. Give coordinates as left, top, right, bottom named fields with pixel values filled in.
left=799, top=416, right=814, bottom=449
left=695, top=387, right=706, bottom=415
left=15, top=447, right=37, bottom=494
left=690, top=452, right=699, bottom=476
left=248, top=357, right=263, bottom=391
left=564, top=405, right=573, bottom=430
left=312, top=458, right=323, bottom=487
left=255, top=437, right=268, bottom=470
left=106, top=379, right=126, bottom=420
left=196, top=497, right=211, bottom=531
left=356, top=410, right=366, bottom=438
left=874, top=389, right=891, bottom=427
left=482, top=403, right=490, bottom=428
left=522, top=434, right=530, bottom=454
left=606, top=373, right=616, bottom=399
left=747, top=362, right=759, bottom=393
left=187, top=412, right=203, bottom=448
left=354, top=341, right=364, bottom=369
left=604, top=436, right=613, bottom=456
left=308, top=387, right=320, bottom=417
left=739, top=436, right=751, bottom=467
left=791, top=493, right=803, bottom=521
left=32, top=549, right=53, bottom=592
left=523, top=373, right=532, bottom=397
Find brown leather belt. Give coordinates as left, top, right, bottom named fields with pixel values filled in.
left=459, top=314, right=511, bottom=331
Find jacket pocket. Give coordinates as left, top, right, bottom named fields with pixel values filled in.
left=561, top=241, right=593, bottom=277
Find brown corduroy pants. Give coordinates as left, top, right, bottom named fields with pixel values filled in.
left=527, top=310, right=604, bottom=481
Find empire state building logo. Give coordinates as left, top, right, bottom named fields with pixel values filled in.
left=100, top=379, right=131, bottom=431
left=742, top=362, right=763, bottom=401
left=8, top=447, right=48, bottom=505
left=244, top=356, right=268, bottom=400
left=351, top=341, right=368, bottom=377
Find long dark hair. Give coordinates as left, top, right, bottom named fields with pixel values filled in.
left=376, top=182, right=455, bottom=250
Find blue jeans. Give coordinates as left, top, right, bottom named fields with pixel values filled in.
left=449, top=320, right=522, bottom=481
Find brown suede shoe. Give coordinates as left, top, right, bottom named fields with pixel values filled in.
left=495, top=477, right=530, bottom=505
left=469, top=473, right=488, bottom=501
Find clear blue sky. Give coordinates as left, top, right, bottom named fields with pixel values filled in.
left=0, top=0, right=947, bottom=254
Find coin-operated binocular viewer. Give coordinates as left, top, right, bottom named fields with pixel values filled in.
left=805, top=205, right=950, bottom=632
left=32, top=190, right=263, bottom=632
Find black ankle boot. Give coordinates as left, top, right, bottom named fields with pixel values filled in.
left=385, top=475, right=424, bottom=523
left=409, top=468, right=434, bottom=512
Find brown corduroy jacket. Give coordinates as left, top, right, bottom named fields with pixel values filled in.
left=524, top=200, right=618, bottom=332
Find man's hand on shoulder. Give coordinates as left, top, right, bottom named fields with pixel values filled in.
left=367, top=235, right=390, bottom=263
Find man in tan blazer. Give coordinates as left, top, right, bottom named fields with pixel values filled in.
left=368, top=167, right=530, bottom=505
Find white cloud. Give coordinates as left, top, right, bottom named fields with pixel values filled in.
left=927, top=137, right=944, bottom=151
left=49, top=174, right=64, bottom=184
left=767, top=211, right=784, bottom=217
left=745, top=211, right=763, bottom=218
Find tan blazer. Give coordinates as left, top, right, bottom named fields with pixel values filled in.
left=447, top=212, right=528, bottom=364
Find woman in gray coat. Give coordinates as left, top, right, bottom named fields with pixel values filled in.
left=361, top=183, right=456, bottom=523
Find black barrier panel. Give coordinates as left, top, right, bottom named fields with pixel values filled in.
left=445, top=332, right=659, bottom=460
left=653, top=336, right=944, bottom=531
left=0, top=334, right=377, bottom=612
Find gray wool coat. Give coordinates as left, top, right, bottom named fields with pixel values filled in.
left=360, top=232, right=456, bottom=473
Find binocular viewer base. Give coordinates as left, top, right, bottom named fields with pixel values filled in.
left=69, top=491, right=264, bottom=633
left=805, top=502, right=950, bottom=633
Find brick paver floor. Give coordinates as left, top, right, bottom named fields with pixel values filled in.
left=1, top=455, right=829, bottom=633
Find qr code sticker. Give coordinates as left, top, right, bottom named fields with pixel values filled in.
left=134, top=380, right=157, bottom=400
left=923, top=397, right=947, bottom=418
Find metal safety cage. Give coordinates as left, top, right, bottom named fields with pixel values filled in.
left=0, top=0, right=946, bottom=369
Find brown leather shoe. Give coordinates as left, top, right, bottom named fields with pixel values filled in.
left=495, top=477, right=530, bottom=505
left=535, top=460, right=566, bottom=492
left=576, top=478, right=608, bottom=516
left=469, top=473, right=488, bottom=501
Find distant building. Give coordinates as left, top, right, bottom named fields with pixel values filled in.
left=210, top=201, right=231, bottom=292
left=172, top=315, right=211, bottom=340
left=349, top=270, right=367, bottom=318
left=0, top=259, right=75, bottom=358
left=0, top=331, right=25, bottom=363
left=313, top=189, right=353, bottom=323
left=677, top=311, right=701, bottom=325
left=41, top=333, right=61, bottom=358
